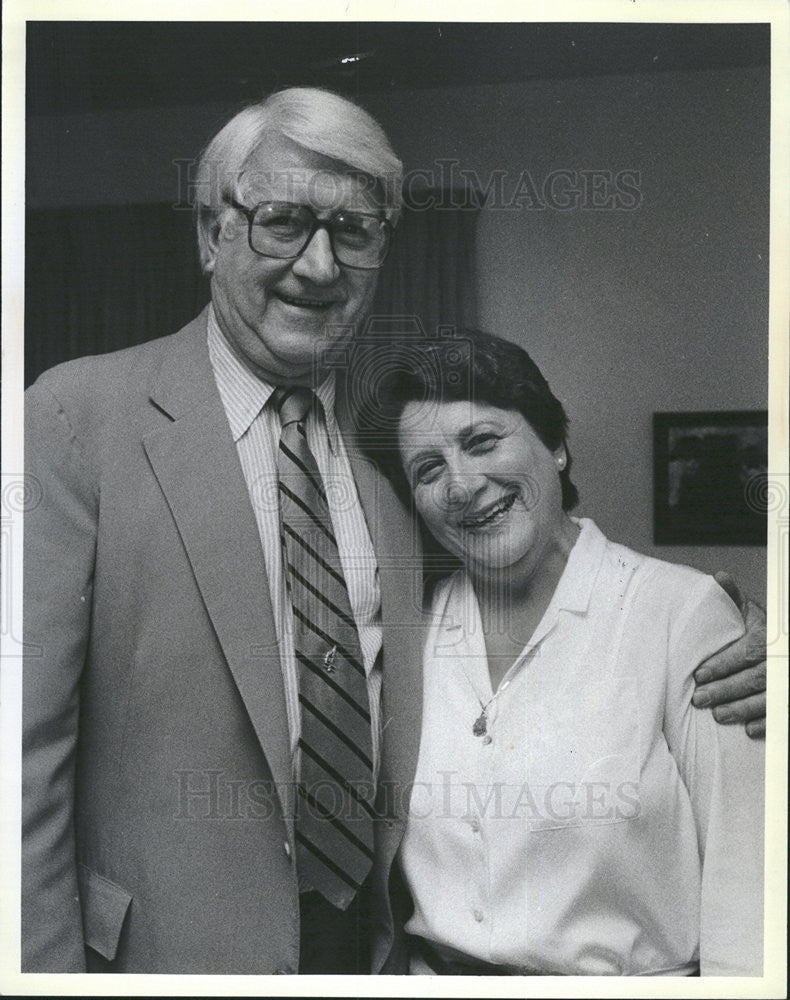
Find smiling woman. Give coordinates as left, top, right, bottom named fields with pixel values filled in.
left=400, top=400, right=573, bottom=568
left=355, top=328, right=765, bottom=976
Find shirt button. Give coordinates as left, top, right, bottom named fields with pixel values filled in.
left=473, top=909, right=484, bottom=923
left=482, top=734, right=493, bottom=745
left=469, top=819, right=481, bottom=833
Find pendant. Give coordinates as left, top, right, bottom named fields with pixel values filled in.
left=323, top=646, right=337, bottom=673
left=472, top=712, right=487, bottom=737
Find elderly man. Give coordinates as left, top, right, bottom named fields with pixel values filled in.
left=22, top=87, right=766, bottom=975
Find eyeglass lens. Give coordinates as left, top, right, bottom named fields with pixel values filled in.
left=249, top=202, right=389, bottom=268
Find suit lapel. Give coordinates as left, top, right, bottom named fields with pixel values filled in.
left=336, top=382, right=425, bottom=823
left=142, top=313, right=293, bottom=810
left=141, top=320, right=425, bottom=830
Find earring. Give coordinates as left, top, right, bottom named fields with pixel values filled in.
left=557, top=455, right=566, bottom=470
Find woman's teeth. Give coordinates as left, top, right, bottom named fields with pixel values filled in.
left=461, top=492, right=518, bottom=529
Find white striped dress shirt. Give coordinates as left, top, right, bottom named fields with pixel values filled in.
left=206, top=308, right=383, bottom=780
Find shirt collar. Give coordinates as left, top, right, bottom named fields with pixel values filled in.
left=207, top=304, right=339, bottom=450
left=441, top=517, right=607, bottom=639
left=515, top=516, right=607, bottom=660
left=547, top=516, right=608, bottom=616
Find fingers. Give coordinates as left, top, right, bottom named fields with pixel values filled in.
left=696, top=583, right=768, bottom=741
left=694, top=600, right=767, bottom=684
left=694, top=641, right=764, bottom=684
left=743, top=597, right=767, bottom=640
left=713, top=570, right=744, bottom=612
left=710, top=691, right=766, bottom=726
left=711, top=689, right=765, bottom=723
left=693, top=662, right=767, bottom=708
left=746, top=718, right=766, bottom=740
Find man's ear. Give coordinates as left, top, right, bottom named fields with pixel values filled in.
left=199, top=208, right=223, bottom=274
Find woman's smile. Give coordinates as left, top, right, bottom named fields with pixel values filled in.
left=459, top=488, right=520, bottom=531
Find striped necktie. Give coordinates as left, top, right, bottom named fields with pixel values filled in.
left=273, top=386, right=375, bottom=909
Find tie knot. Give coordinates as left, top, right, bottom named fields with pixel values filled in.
left=273, top=386, right=314, bottom=428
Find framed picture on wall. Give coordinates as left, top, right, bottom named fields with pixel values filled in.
left=653, top=410, right=768, bottom=545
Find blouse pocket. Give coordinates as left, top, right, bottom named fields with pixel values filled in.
left=526, top=674, right=641, bottom=832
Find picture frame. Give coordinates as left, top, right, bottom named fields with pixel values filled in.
left=653, top=410, right=768, bottom=545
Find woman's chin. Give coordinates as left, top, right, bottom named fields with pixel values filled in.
left=460, top=538, right=532, bottom=575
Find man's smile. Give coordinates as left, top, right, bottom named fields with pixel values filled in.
left=274, top=291, right=339, bottom=310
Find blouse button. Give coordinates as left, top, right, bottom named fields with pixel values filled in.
left=469, top=818, right=481, bottom=833
left=482, top=734, right=493, bottom=745
left=473, top=909, right=484, bottom=923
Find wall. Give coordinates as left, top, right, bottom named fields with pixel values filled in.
left=368, top=68, right=770, bottom=601
left=27, top=64, right=769, bottom=600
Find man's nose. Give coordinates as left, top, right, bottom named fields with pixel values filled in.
left=292, top=226, right=340, bottom=285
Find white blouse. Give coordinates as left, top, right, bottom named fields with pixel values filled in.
left=399, top=518, right=764, bottom=975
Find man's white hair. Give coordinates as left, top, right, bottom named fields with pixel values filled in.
left=195, top=87, right=403, bottom=271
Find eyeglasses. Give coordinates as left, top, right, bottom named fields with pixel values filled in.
left=229, top=199, right=393, bottom=270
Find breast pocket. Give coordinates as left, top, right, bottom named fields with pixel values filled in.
left=77, top=863, right=133, bottom=962
left=526, top=674, right=641, bottom=831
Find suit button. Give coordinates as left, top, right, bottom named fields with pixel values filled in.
left=284, top=840, right=292, bottom=859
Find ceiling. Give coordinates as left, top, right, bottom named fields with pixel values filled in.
left=27, top=21, right=770, bottom=117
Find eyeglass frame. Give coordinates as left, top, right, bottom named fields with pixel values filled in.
left=227, top=198, right=394, bottom=271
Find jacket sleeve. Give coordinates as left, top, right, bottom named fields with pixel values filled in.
left=662, top=574, right=765, bottom=976
left=22, top=378, right=99, bottom=971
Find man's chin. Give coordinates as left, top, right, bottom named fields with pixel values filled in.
left=263, top=329, right=354, bottom=382
left=270, top=303, right=352, bottom=338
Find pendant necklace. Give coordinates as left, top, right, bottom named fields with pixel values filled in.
left=469, top=656, right=528, bottom=737
left=472, top=691, right=500, bottom=737
left=453, top=576, right=519, bottom=737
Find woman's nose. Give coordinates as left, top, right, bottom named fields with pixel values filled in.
left=440, top=462, right=486, bottom=512
left=292, top=226, right=340, bottom=284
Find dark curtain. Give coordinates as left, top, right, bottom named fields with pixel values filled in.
left=25, top=204, right=210, bottom=387
left=24, top=195, right=478, bottom=387
left=371, top=191, right=479, bottom=339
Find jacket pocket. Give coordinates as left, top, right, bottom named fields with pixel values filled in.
left=77, top=863, right=132, bottom=961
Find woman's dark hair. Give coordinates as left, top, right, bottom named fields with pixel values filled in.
left=353, top=327, right=579, bottom=512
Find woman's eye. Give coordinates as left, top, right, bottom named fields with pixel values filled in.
left=414, top=461, right=442, bottom=485
left=467, top=433, right=498, bottom=453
